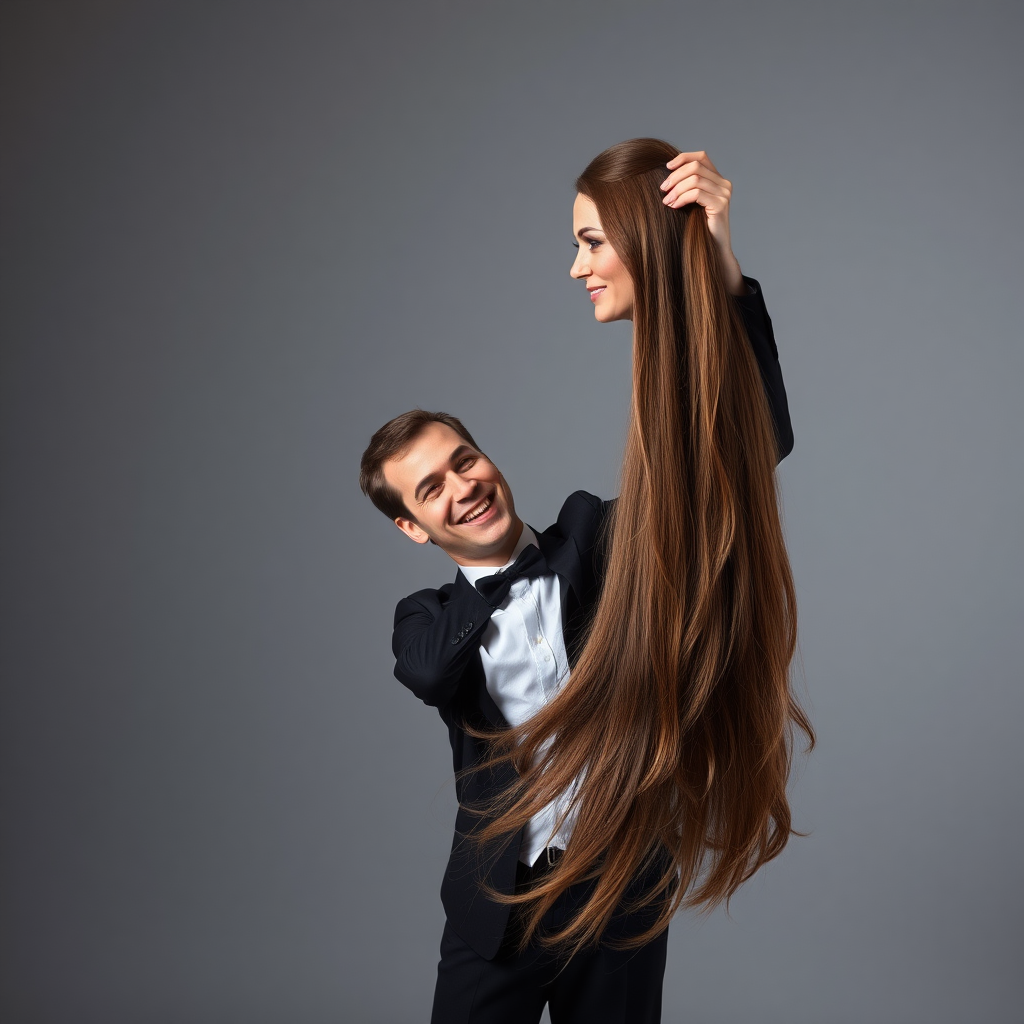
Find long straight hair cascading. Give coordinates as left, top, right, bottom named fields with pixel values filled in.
left=473, top=139, right=813, bottom=957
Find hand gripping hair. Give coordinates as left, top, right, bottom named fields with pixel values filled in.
left=471, top=139, right=814, bottom=958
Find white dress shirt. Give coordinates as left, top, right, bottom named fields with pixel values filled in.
left=459, top=525, right=577, bottom=866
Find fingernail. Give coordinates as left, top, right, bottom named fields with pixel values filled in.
left=659, top=180, right=669, bottom=190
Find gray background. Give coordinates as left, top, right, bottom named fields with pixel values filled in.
left=2, top=2, right=1021, bottom=1021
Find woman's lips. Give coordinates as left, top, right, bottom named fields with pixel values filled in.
left=588, top=287, right=606, bottom=302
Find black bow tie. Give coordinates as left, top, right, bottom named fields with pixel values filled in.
left=475, top=544, right=549, bottom=607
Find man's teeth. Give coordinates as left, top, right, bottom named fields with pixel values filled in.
left=460, top=498, right=492, bottom=523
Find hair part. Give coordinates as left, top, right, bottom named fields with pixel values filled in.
left=359, top=409, right=482, bottom=521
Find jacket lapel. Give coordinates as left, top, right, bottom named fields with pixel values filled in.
left=534, top=525, right=584, bottom=597
left=446, top=571, right=509, bottom=730
left=533, top=525, right=586, bottom=660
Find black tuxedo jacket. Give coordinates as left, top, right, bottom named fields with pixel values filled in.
left=391, top=279, right=792, bottom=960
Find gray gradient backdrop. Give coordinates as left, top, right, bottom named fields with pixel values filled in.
left=2, top=2, right=1021, bottom=1022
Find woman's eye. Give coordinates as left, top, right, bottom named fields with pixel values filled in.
left=587, top=239, right=602, bottom=250
left=572, top=241, right=580, bottom=249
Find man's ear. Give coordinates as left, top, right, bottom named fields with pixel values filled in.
left=394, top=516, right=431, bottom=545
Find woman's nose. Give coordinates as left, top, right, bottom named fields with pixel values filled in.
left=570, top=250, right=589, bottom=279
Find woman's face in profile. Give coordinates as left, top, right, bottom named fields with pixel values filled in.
left=570, top=193, right=634, bottom=323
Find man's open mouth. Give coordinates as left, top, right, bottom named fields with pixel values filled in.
left=457, top=496, right=494, bottom=524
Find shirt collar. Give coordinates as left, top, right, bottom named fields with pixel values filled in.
left=458, top=524, right=539, bottom=587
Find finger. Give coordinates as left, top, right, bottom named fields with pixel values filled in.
left=663, top=174, right=731, bottom=207
left=664, top=186, right=731, bottom=213
left=664, top=150, right=720, bottom=175
left=664, top=172, right=730, bottom=197
left=660, top=161, right=727, bottom=193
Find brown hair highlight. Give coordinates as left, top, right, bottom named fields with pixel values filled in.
left=474, top=139, right=813, bottom=956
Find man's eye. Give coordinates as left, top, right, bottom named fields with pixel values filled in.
left=424, top=485, right=440, bottom=499
left=459, top=457, right=477, bottom=469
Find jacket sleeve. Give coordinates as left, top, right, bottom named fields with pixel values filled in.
left=733, top=275, right=794, bottom=462
left=392, top=579, right=495, bottom=709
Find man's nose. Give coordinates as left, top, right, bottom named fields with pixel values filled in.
left=451, top=472, right=475, bottom=501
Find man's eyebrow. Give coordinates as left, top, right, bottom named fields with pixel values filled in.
left=413, top=445, right=478, bottom=500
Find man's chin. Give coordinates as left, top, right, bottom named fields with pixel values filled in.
left=446, top=514, right=521, bottom=563
left=466, top=519, right=513, bottom=552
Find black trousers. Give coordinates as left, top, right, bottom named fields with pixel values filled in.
left=430, top=856, right=669, bottom=1024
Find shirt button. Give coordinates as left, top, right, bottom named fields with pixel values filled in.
left=544, top=655, right=551, bottom=662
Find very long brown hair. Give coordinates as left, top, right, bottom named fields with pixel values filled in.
left=475, top=138, right=813, bottom=956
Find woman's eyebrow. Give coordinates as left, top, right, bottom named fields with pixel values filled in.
left=575, top=225, right=602, bottom=238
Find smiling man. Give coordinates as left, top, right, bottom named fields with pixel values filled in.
left=383, top=418, right=522, bottom=567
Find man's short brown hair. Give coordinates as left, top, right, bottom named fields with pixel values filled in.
left=359, top=410, right=482, bottom=521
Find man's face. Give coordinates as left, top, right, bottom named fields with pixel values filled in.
left=382, top=422, right=521, bottom=567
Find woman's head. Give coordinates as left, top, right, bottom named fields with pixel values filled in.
left=573, top=138, right=708, bottom=336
